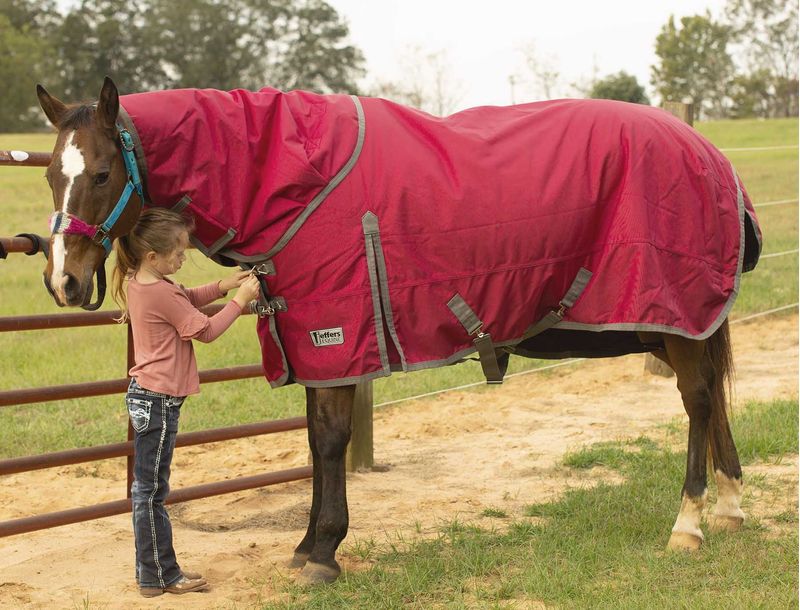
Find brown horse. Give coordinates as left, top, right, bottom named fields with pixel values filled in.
left=36, top=78, right=750, bottom=585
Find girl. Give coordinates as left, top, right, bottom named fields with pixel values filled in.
left=112, top=208, right=261, bottom=597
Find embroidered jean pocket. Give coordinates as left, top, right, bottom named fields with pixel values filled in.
left=126, top=397, right=152, bottom=433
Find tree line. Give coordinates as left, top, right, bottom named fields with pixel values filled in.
left=0, top=0, right=796, bottom=131
left=0, top=0, right=365, bottom=131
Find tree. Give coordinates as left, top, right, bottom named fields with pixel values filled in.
left=0, top=0, right=60, bottom=32
left=145, top=0, right=252, bottom=90
left=25, top=0, right=364, bottom=95
left=519, top=42, right=560, bottom=100
left=651, top=14, right=734, bottom=119
left=0, top=14, right=48, bottom=131
left=146, top=0, right=364, bottom=93
left=369, top=46, right=465, bottom=115
left=728, top=69, right=773, bottom=118
left=50, top=0, right=166, bottom=100
left=265, top=0, right=365, bottom=93
left=589, top=71, right=650, bottom=104
left=724, top=0, right=798, bottom=117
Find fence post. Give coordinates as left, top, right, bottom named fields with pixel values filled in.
left=663, top=101, right=694, bottom=126
left=644, top=101, right=696, bottom=379
left=346, top=381, right=374, bottom=471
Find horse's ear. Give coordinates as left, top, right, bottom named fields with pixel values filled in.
left=36, top=84, right=68, bottom=127
left=96, top=76, right=120, bottom=133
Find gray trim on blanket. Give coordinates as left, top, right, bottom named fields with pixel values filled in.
left=294, top=336, right=526, bottom=388
left=171, top=195, right=191, bottom=213
left=169, top=194, right=237, bottom=256
left=206, top=228, right=237, bottom=256
left=370, top=216, right=408, bottom=371
left=362, top=212, right=390, bottom=374
left=260, top=95, right=366, bottom=261
left=293, top=162, right=749, bottom=388
left=553, top=161, right=746, bottom=341
left=215, top=249, right=278, bottom=263
left=266, top=313, right=291, bottom=388
left=745, top=207, right=762, bottom=260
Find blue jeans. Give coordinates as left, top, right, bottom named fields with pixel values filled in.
left=126, top=378, right=186, bottom=588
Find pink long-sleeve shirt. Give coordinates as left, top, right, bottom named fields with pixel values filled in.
left=127, top=278, right=241, bottom=396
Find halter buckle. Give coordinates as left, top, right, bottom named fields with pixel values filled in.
left=93, top=226, right=110, bottom=245
left=119, top=129, right=135, bottom=152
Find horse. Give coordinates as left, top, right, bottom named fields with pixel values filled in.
left=36, top=77, right=761, bottom=585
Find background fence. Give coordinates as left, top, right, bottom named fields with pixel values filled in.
left=0, top=150, right=372, bottom=537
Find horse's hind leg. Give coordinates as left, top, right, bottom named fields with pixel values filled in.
left=662, top=333, right=715, bottom=551
left=707, top=415, right=745, bottom=533
left=704, top=321, right=745, bottom=533
left=296, top=385, right=355, bottom=585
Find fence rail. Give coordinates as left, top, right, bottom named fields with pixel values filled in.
left=0, top=465, right=313, bottom=537
left=0, top=285, right=318, bottom=537
left=0, top=149, right=327, bottom=538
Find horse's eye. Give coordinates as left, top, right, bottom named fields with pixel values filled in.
left=95, top=172, right=110, bottom=186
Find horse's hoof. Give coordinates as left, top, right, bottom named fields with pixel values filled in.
left=708, top=514, right=744, bottom=533
left=296, top=561, right=341, bottom=586
left=667, top=531, right=703, bottom=551
left=287, top=551, right=310, bottom=569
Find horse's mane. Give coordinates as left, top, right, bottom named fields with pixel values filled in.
left=61, top=104, right=96, bottom=129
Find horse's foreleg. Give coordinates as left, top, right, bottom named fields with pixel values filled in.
left=291, top=387, right=322, bottom=568
left=663, top=334, right=714, bottom=551
left=297, top=384, right=355, bottom=585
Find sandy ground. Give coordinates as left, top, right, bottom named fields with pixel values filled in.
left=0, top=314, right=797, bottom=609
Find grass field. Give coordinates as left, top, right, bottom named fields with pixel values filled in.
left=0, top=117, right=797, bottom=458
left=267, top=397, right=798, bottom=609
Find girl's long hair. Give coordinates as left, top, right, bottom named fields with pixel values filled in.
left=112, top=208, right=193, bottom=322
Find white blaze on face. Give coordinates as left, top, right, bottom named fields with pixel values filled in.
left=51, top=131, right=86, bottom=301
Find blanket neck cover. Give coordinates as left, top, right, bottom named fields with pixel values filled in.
left=119, top=89, right=762, bottom=388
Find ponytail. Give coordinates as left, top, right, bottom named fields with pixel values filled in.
left=111, top=234, right=136, bottom=321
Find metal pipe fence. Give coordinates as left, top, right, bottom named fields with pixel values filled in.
left=1, top=148, right=317, bottom=537
left=0, top=295, right=313, bottom=537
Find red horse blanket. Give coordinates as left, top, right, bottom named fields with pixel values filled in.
left=119, top=90, right=761, bottom=388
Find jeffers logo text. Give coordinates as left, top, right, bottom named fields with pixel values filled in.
left=310, top=327, right=345, bottom=347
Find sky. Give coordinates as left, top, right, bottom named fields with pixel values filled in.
left=325, top=0, right=729, bottom=111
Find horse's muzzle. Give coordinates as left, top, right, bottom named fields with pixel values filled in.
left=44, top=271, right=91, bottom=307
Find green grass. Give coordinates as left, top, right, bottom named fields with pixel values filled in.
left=696, top=117, right=797, bottom=148
left=0, top=118, right=797, bottom=458
left=266, top=398, right=798, bottom=609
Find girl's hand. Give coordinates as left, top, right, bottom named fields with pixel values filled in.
left=218, top=270, right=252, bottom=294
left=233, top=275, right=261, bottom=308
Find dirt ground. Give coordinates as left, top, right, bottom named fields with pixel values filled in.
left=1, top=314, right=797, bottom=609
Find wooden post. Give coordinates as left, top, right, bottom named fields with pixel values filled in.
left=663, top=101, right=694, bottom=126
left=644, top=101, right=695, bottom=379
left=346, top=381, right=374, bottom=471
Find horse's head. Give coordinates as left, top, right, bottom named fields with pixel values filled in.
left=37, top=77, right=143, bottom=308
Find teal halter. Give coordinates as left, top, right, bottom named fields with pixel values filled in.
left=48, top=123, right=144, bottom=255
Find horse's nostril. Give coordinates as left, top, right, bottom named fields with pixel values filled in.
left=64, top=273, right=83, bottom=301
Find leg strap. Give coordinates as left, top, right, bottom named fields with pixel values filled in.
left=518, top=267, right=593, bottom=342
left=447, top=267, right=593, bottom=385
